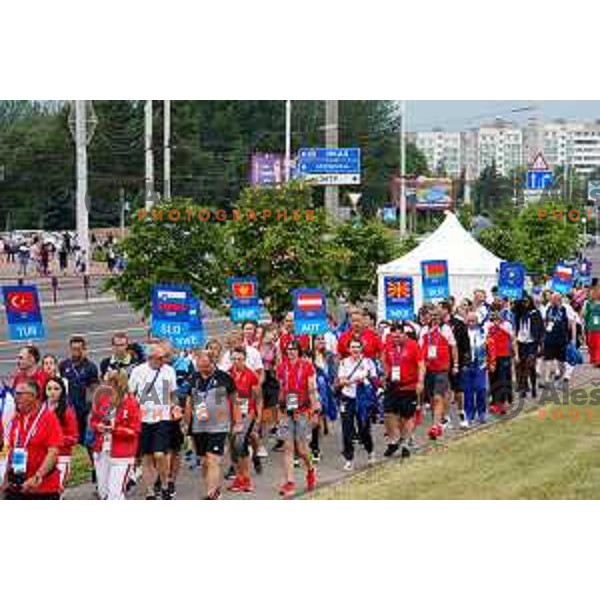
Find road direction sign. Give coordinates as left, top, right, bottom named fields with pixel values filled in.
left=297, top=147, right=361, bottom=186
left=530, top=152, right=550, bottom=171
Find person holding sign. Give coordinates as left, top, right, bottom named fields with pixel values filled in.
left=583, top=286, right=600, bottom=367
left=276, top=341, right=320, bottom=498
left=2, top=379, right=63, bottom=500
left=382, top=323, right=425, bottom=459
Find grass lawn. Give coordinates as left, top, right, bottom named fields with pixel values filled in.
left=312, top=402, right=600, bottom=499
left=68, top=446, right=92, bottom=487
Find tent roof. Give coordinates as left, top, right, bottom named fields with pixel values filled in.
left=377, top=211, right=502, bottom=276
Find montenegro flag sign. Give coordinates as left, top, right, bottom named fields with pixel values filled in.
left=229, top=276, right=260, bottom=323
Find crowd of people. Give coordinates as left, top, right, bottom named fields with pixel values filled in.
left=1, top=282, right=599, bottom=500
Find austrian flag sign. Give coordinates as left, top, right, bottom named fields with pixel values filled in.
left=292, top=288, right=328, bottom=335
left=2, top=285, right=46, bottom=341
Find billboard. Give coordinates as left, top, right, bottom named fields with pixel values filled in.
left=250, top=153, right=285, bottom=186
left=414, top=178, right=453, bottom=211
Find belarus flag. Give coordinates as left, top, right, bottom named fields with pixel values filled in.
left=296, top=292, right=323, bottom=311
left=232, top=281, right=256, bottom=299
left=424, top=262, right=446, bottom=278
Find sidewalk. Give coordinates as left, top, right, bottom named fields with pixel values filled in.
left=0, top=259, right=109, bottom=281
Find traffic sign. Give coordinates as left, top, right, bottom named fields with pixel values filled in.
left=588, top=180, right=600, bottom=203
left=297, top=147, right=361, bottom=186
left=2, top=285, right=45, bottom=341
left=527, top=170, right=553, bottom=190
left=530, top=152, right=549, bottom=171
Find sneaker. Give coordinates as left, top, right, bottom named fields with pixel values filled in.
left=311, top=449, right=321, bottom=463
left=367, top=452, right=376, bottom=465
left=125, top=477, right=137, bottom=494
left=343, top=460, right=354, bottom=471
left=161, top=487, right=171, bottom=500
left=145, top=492, right=156, bottom=500
left=204, top=487, right=221, bottom=500
left=227, top=475, right=246, bottom=493
left=167, top=481, right=176, bottom=499
left=241, top=477, right=255, bottom=493
left=306, top=468, right=317, bottom=492
left=460, top=419, right=470, bottom=429
left=427, top=424, right=443, bottom=440
left=225, top=465, right=236, bottom=480
left=153, top=476, right=161, bottom=496
left=294, top=457, right=300, bottom=468
left=489, top=404, right=502, bottom=416
left=252, top=454, right=263, bottom=475
left=279, top=481, right=296, bottom=498
left=256, top=444, right=269, bottom=458
left=408, top=435, right=417, bottom=449
left=401, top=445, right=411, bottom=459
left=384, top=443, right=399, bottom=458
left=272, top=439, right=285, bottom=452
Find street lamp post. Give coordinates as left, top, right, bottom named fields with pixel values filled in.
left=285, top=100, right=292, bottom=182
left=399, top=100, right=407, bottom=237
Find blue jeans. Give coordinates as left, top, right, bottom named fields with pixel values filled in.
left=460, top=365, right=487, bottom=421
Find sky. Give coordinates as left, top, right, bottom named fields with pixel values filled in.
left=406, top=101, right=600, bottom=131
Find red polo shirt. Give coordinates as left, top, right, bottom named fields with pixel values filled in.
left=7, top=405, right=64, bottom=494
left=278, top=331, right=310, bottom=355
left=11, top=368, right=50, bottom=400
left=383, top=339, right=423, bottom=390
left=338, top=327, right=383, bottom=359
left=276, top=358, right=316, bottom=412
left=229, top=366, right=260, bottom=416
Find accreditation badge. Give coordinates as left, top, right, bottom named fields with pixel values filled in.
left=427, top=346, right=438, bottom=360
left=286, top=393, right=299, bottom=411
left=11, top=447, right=27, bottom=475
left=391, top=366, right=401, bottom=382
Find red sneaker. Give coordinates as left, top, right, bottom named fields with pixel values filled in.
left=427, top=424, right=443, bottom=440
left=489, top=404, right=501, bottom=416
left=227, top=476, right=245, bottom=492
left=279, top=481, right=296, bottom=498
left=241, top=477, right=255, bottom=493
left=306, top=467, right=317, bottom=492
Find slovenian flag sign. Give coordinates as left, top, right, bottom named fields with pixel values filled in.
left=384, top=276, right=414, bottom=321
left=157, top=289, right=188, bottom=314
left=552, top=263, right=575, bottom=293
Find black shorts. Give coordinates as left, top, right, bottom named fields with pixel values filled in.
left=544, top=343, right=566, bottom=362
left=449, top=369, right=462, bottom=392
left=192, top=432, right=228, bottom=457
left=384, top=388, right=418, bottom=419
left=140, top=421, right=171, bottom=455
left=262, top=375, right=280, bottom=409
left=168, top=420, right=185, bottom=452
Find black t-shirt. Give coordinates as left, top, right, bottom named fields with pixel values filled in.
left=99, top=354, right=139, bottom=378
left=58, top=358, right=99, bottom=410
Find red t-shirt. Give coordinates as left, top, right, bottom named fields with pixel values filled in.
left=229, top=366, right=260, bottom=416
left=11, top=368, right=50, bottom=400
left=8, top=405, right=64, bottom=494
left=420, top=327, right=451, bottom=373
left=383, top=339, right=423, bottom=390
left=488, top=323, right=512, bottom=358
left=57, top=406, right=79, bottom=457
left=338, top=328, right=383, bottom=359
left=276, top=358, right=316, bottom=412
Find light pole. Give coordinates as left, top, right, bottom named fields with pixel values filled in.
left=582, top=217, right=587, bottom=247
left=325, top=100, right=339, bottom=219
left=68, top=101, right=98, bottom=263
left=145, top=100, right=154, bottom=210
left=285, top=100, right=292, bottom=182
left=164, top=100, right=171, bottom=201
left=399, top=100, right=407, bottom=237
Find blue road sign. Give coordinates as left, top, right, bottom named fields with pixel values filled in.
left=527, top=170, right=553, bottom=190
left=2, top=285, right=46, bottom=341
left=297, top=148, right=360, bottom=174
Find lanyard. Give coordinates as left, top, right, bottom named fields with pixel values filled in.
left=427, top=327, right=440, bottom=348
left=196, top=374, right=216, bottom=402
left=391, top=344, right=405, bottom=365
left=284, top=361, right=303, bottom=391
left=15, top=405, right=46, bottom=449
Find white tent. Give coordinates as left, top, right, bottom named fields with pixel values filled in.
left=377, top=211, right=503, bottom=320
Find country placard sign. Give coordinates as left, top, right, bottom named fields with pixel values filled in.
left=151, top=284, right=204, bottom=349
left=292, top=288, right=328, bottom=335
left=577, top=259, right=592, bottom=286
left=2, top=285, right=46, bottom=341
left=498, top=262, right=525, bottom=300
left=551, top=263, right=575, bottom=294
left=421, top=260, right=449, bottom=302
left=229, top=276, right=261, bottom=323
left=384, top=276, right=415, bottom=321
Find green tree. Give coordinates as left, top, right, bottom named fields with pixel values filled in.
left=474, top=163, right=513, bottom=215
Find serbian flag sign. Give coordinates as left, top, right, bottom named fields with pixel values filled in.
left=498, top=262, right=525, bottom=300
left=292, top=288, right=327, bottom=335
left=384, top=276, right=415, bottom=321
left=229, top=276, right=260, bottom=322
left=552, top=263, right=575, bottom=294
left=2, top=285, right=45, bottom=341
left=421, top=260, right=449, bottom=302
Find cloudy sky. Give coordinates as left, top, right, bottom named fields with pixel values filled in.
left=406, top=100, right=600, bottom=131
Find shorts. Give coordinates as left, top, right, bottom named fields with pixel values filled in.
left=168, top=420, right=185, bottom=453
left=543, top=343, right=566, bottom=362
left=192, top=432, right=228, bottom=457
left=425, top=371, right=449, bottom=398
left=449, top=369, right=463, bottom=392
left=277, top=411, right=311, bottom=442
left=384, top=388, right=418, bottom=419
left=262, top=375, right=280, bottom=409
left=140, top=421, right=171, bottom=455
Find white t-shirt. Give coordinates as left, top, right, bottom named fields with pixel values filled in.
left=338, top=356, right=378, bottom=399
left=219, top=346, right=264, bottom=372
left=128, top=362, right=177, bottom=423
left=0, top=389, right=16, bottom=462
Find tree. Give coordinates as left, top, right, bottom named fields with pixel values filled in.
left=474, top=163, right=513, bottom=215
left=104, top=198, right=228, bottom=316
left=223, top=181, right=337, bottom=320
